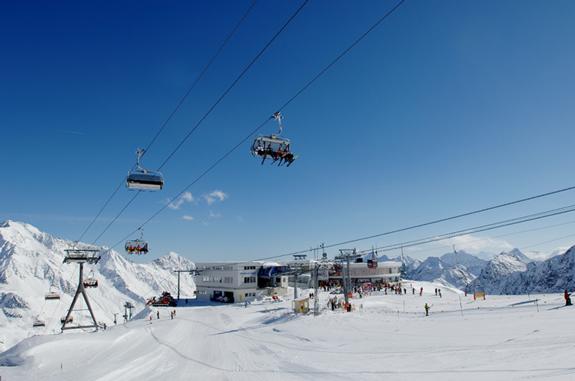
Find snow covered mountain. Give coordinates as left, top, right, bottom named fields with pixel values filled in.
left=470, top=249, right=532, bottom=294
left=439, top=250, right=487, bottom=276
left=0, top=220, right=195, bottom=351
left=408, top=256, right=477, bottom=289
left=494, top=246, right=575, bottom=294
left=377, top=254, right=422, bottom=273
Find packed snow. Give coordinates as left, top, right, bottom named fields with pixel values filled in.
left=1, top=281, right=574, bottom=380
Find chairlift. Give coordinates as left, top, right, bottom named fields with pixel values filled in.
left=251, top=112, right=297, bottom=167
left=125, top=228, right=149, bottom=255
left=367, top=250, right=378, bottom=269
left=126, top=148, right=164, bottom=190
left=83, top=270, right=98, bottom=288
left=45, top=287, right=61, bottom=300
left=60, top=315, right=73, bottom=324
left=32, top=317, right=45, bottom=327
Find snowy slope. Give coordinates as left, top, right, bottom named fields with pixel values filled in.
left=0, top=220, right=195, bottom=351
left=470, top=249, right=531, bottom=294
left=1, top=281, right=573, bottom=381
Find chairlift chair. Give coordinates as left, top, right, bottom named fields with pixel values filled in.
left=125, top=228, right=149, bottom=255
left=251, top=112, right=297, bottom=166
left=83, top=270, right=98, bottom=288
left=126, top=148, right=164, bottom=190
left=45, top=289, right=61, bottom=300
left=125, top=239, right=149, bottom=254
left=60, top=315, right=73, bottom=324
left=32, top=317, right=46, bottom=327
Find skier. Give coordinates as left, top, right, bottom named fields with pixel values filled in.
left=564, top=289, right=572, bottom=306
left=435, top=288, right=437, bottom=296
left=424, top=303, right=431, bottom=317
left=156, top=311, right=160, bottom=320
left=419, top=287, right=423, bottom=296
left=438, top=289, right=442, bottom=298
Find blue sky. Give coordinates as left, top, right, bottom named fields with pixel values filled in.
left=2, top=0, right=575, bottom=262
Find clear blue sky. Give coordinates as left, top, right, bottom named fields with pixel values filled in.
left=2, top=0, right=575, bottom=262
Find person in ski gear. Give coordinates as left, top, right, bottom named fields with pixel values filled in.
left=424, top=303, right=430, bottom=316
left=156, top=311, right=160, bottom=319
left=419, top=287, right=423, bottom=296
left=564, top=289, right=572, bottom=306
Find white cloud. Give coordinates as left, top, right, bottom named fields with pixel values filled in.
left=168, top=192, right=194, bottom=210
left=182, top=215, right=194, bottom=221
left=439, top=234, right=513, bottom=255
left=526, top=246, right=570, bottom=261
left=204, top=190, right=228, bottom=205
left=208, top=210, right=222, bottom=219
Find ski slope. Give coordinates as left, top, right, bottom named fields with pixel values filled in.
left=1, top=281, right=574, bottom=380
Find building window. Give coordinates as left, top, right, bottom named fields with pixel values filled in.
left=224, top=277, right=233, bottom=284
left=243, top=276, right=256, bottom=284
left=243, top=266, right=256, bottom=270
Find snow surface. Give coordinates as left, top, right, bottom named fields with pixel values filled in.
left=1, top=280, right=574, bottom=380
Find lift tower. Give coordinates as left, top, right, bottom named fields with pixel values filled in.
left=61, top=248, right=101, bottom=331
left=335, top=249, right=361, bottom=306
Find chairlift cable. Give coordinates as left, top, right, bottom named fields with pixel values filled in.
left=156, top=0, right=310, bottom=171
left=110, top=118, right=272, bottom=249
left=107, top=0, right=407, bottom=246
left=252, top=203, right=575, bottom=261
left=76, top=182, right=123, bottom=243
left=360, top=205, right=575, bottom=255
left=95, top=0, right=310, bottom=244
left=354, top=204, right=575, bottom=255
left=252, top=184, right=575, bottom=260
left=75, top=0, right=258, bottom=243
left=142, top=0, right=258, bottom=158
left=93, top=191, right=141, bottom=244
left=404, top=218, right=575, bottom=256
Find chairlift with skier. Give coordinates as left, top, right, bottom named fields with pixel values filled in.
left=125, top=228, right=149, bottom=255
left=251, top=112, right=297, bottom=166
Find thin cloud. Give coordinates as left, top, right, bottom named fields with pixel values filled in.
left=182, top=215, right=194, bottom=221
left=208, top=210, right=222, bottom=219
left=441, top=234, right=513, bottom=254
left=204, top=190, right=228, bottom=205
left=168, top=192, right=194, bottom=210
